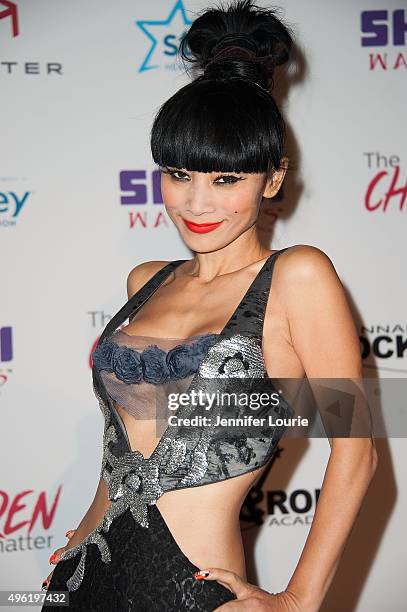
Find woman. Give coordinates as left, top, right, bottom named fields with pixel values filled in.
left=41, top=1, right=377, bottom=610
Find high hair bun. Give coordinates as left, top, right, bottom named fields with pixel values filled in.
left=179, top=0, right=293, bottom=92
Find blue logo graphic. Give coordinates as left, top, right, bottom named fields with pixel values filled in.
left=120, top=170, right=162, bottom=205
left=0, top=327, right=13, bottom=362
left=0, top=188, right=30, bottom=227
left=135, top=0, right=192, bottom=73
left=361, top=9, right=406, bottom=47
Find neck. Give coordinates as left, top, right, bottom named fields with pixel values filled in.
left=186, top=228, right=271, bottom=282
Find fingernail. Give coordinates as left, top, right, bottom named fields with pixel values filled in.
left=193, top=570, right=210, bottom=579
left=49, top=553, right=56, bottom=564
left=65, top=530, right=75, bottom=538
left=41, top=580, right=49, bottom=590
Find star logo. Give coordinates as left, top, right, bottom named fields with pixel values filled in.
left=135, top=0, right=192, bottom=73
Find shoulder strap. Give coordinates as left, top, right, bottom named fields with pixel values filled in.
left=97, top=248, right=291, bottom=344
left=221, top=247, right=291, bottom=338
left=97, top=259, right=187, bottom=345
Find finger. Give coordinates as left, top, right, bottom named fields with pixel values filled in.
left=49, top=547, right=66, bottom=565
left=193, top=568, right=249, bottom=599
left=41, top=570, right=53, bottom=591
left=65, top=529, right=76, bottom=539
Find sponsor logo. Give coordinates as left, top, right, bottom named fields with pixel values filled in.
left=0, top=62, right=63, bottom=75
left=0, top=1, right=18, bottom=37
left=361, top=323, right=407, bottom=373
left=0, top=3, right=63, bottom=76
left=241, top=447, right=319, bottom=527
left=0, top=326, right=13, bottom=388
left=0, top=326, right=12, bottom=362
left=119, top=169, right=169, bottom=229
left=361, top=9, right=406, bottom=70
left=136, top=0, right=192, bottom=73
left=265, top=488, right=320, bottom=527
left=0, top=486, right=62, bottom=553
left=363, top=152, right=406, bottom=212
left=0, top=187, right=30, bottom=226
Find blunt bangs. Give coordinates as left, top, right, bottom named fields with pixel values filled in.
left=150, top=79, right=284, bottom=175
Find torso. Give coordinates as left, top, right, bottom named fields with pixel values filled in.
left=123, top=249, right=305, bottom=379
left=109, top=248, right=304, bottom=578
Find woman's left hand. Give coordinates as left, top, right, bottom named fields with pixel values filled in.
left=193, top=568, right=305, bottom=611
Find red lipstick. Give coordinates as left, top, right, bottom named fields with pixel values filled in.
left=182, top=218, right=224, bottom=233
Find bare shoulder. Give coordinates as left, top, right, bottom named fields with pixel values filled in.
left=276, top=244, right=337, bottom=278
left=126, top=260, right=171, bottom=299
left=273, top=244, right=341, bottom=299
left=270, top=246, right=361, bottom=378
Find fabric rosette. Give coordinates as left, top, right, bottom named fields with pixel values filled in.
left=92, top=340, right=143, bottom=384
left=140, top=345, right=170, bottom=384
left=92, top=332, right=219, bottom=385
left=111, top=345, right=144, bottom=384
left=91, top=338, right=117, bottom=371
left=166, top=333, right=218, bottom=378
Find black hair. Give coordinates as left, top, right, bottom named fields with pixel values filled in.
left=150, top=0, right=294, bottom=175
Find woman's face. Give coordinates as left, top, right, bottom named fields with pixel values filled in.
left=160, top=163, right=287, bottom=252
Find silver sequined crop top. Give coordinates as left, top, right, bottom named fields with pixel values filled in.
left=59, top=249, right=295, bottom=592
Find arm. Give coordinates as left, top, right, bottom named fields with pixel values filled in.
left=279, top=245, right=378, bottom=610
left=61, top=477, right=110, bottom=552
left=200, top=245, right=378, bottom=612
left=45, top=477, right=111, bottom=585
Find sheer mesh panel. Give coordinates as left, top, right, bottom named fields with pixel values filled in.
left=99, top=330, right=218, bottom=452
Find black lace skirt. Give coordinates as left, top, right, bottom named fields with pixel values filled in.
left=41, top=505, right=237, bottom=611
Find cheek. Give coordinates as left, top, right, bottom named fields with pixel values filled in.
left=223, top=188, right=260, bottom=216
left=161, top=179, right=180, bottom=209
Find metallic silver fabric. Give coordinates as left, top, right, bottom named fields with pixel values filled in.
left=58, top=250, right=295, bottom=593
left=199, top=334, right=265, bottom=378
left=59, top=334, right=273, bottom=591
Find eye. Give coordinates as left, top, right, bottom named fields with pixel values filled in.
left=172, top=171, right=190, bottom=181
left=159, top=167, right=245, bottom=185
left=214, top=175, right=244, bottom=185
left=161, top=167, right=190, bottom=181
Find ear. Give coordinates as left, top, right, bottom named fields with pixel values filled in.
left=262, top=156, right=289, bottom=198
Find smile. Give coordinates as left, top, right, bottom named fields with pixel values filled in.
left=182, top=218, right=224, bottom=233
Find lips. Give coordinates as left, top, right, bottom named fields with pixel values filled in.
left=182, top=218, right=224, bottom=234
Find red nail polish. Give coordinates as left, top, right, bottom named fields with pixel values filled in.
left=193, top=570, right=209, bottom=579
left=49, top=553, right=56, bottom=564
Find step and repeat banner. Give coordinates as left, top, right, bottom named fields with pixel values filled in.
left=1, top=1, right=405, bottom=610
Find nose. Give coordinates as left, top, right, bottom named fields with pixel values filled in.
left=184, top=183, right=216, bottom=217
